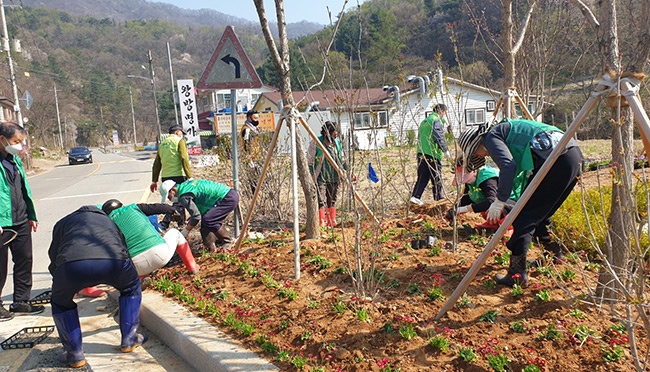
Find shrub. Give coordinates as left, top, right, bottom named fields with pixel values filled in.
left=552, top=182, right=650, bottom=256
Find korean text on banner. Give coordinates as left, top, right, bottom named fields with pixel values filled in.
left=177, top=79, right=202, bottom=155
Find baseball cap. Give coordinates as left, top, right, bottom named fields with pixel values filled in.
left=160, top=180, right=177, bottom=203
left=168, top=125, right=186, bottom=134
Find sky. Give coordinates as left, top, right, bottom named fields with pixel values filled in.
left=153, top=0, right=367, bottom=25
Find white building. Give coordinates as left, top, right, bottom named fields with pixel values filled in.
left=251, top=74, right=542, bottom=151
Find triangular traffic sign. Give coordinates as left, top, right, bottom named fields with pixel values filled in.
left=197, top=25, right=263, bottom=90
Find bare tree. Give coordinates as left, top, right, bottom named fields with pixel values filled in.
left=252, top=0, right=320, bottom=238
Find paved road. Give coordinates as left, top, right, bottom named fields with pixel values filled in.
left=0, top=149, right=195, bottom=372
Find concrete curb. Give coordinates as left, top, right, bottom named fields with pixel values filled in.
left=109, top=290, right=278, bottom=372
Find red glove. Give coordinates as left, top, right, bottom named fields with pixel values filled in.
left=150, top=182, right=158, bottom=193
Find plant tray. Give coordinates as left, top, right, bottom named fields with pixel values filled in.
left=28, top=290, right=52, bottom=305
left=1, top=326, right=55, bottom=350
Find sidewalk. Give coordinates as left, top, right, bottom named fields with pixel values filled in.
left=0, top=288, right=277, bottom=371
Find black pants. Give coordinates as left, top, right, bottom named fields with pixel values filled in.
left=507, top=146, right=583, bottom=256
left=0, top=221, right=33, bottom=304
left=411, top=154, right=443, bottom=200
left=160, top=176, right=187, bottom=230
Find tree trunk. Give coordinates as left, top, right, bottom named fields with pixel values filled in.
left=593, top=0, right=631, bottom=302
left=253, top=0, right=320, bottom=239
left=502, top=0, right=515, bottom=117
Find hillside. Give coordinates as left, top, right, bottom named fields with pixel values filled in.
left=20, top=0, right=325, bottom=39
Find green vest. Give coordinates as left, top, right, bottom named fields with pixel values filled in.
left=109, top=203, right=165, bottom=257
left=466, top=165, right=526, bottom=203
left=158, top=135, right=183, bottom=178
left=467, top=166, right=499, bottom=203
left=0, top=155, right=36, bottom=226
left=418, top=112, right=445, bottom=160
left=177, top=179, right=231, bottom=215
left=313, top=136, right=345, bottom=184
left=503, top=119, right=560, bottom=175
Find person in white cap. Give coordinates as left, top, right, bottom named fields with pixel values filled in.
left=160, top=179, right=239, bottom=251
left=457, top=119, right=582, bottom=287
left=150, top=125, right=192, bottom=231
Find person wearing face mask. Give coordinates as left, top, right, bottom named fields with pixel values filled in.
left=241, top=110, right=260, bottom=153
left=160, top=179, right=239, bottom=252
left=150, top=125, right=192, bottom=231
left=445, top=160, right=520, bottom=234
left=0, top=122, right=44, bottom=321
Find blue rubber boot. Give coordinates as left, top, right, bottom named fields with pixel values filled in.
left=52, top=308, right=86, bottom=368
left=119, top=294, right=148, bottom=353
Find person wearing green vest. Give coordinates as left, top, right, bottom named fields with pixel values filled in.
left=101, top=200, right=199, bottom=276
left=446, top=164, right=516, bottom=220
left=150, top=125, right=193, bottom=231
left=458, top=119, right=582, bottom=287
left=307, top=121, right=348, bottom=227
left=160, top=179, right=239, bottom=251
left=0, top=122, right=44, bottom=321
left=410, top=104, right=452, bottom=206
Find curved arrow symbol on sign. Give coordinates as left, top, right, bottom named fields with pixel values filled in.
left=221, top=54, right=241, bottom=79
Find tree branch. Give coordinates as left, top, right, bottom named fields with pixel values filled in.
left=567, top=0, right=600, bottom=28
left=512, top=1, right=537, bottom=55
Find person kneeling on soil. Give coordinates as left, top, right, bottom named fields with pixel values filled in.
left=48, top=205, right=146, bottom=368
left=446, top=161, right=521, bottom=234
left=102, top=199, right=199, bottom=276
left=160, top=179, right=239, bottom=251
left=457, top=118, right=582, bottom=287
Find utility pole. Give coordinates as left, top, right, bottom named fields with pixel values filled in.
left=147, top=50, right=162, bottom=145
left=167, top=42, right=179, bottom=126
left=53, top=82, right=63, bottom=150
left=129, top=86, right=137, bottom=148
left=0, top=0, right=23, bottom=128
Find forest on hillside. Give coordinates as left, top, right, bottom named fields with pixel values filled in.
left=0, top=0, right=648, bottom=149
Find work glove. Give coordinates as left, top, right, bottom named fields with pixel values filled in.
left=150, top=182, right=158, bottom=193
left=486, top=200, right=506, bottom=224
left=457, top=205, right=473, bottom=214
left=180, top=228, right=190, bottom=238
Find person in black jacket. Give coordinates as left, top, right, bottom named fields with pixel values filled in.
left=48, top=206, right=146, bottom=368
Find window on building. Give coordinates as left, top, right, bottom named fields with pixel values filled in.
left=354, top=111, right=388, bottom=129
left=465, top=108, right=485, bottom=125
left=486, top=100, right=496, bottom=112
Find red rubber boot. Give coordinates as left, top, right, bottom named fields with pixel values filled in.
left=176, top=242, right=200, bottom=274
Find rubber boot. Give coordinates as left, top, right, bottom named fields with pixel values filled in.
left=215, top=226, right=233, bottom=251
left=327, top=207, right=337, bottom=227
left=119, top=294, right=148, bottom=353
left=495, top=253, right=528, bottom=287
left=318, top=208, right=327, bottom=226
left=202, top=231, right=218, bottom=252
left=53, top=308, right=86, bottom=368
left=80, top=286, right=104, bottom=298
left=176, top=242, right=199, bottom=274
left=542, top=241, right=564, bottom=263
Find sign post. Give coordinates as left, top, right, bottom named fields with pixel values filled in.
left=196, top=25, right=263, bottom=237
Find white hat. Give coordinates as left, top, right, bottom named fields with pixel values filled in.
left=160, top=180, right=177, bottom=203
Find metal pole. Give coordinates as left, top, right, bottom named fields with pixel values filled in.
left=129, top=87, right=137, bottom=148
left=53, top=82, right=63, bottom=150
left=289, top=111, right=300, bottom=279
left=0, top=0, right=22, bottom=128
left=147, top=50, right=162, bottom=146
left=230, top=88, right=240, bottom=236
left=167, top=42, right=179, bottom=126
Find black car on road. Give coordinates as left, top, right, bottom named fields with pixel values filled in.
left=68, top=146, right=93, bottom=165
